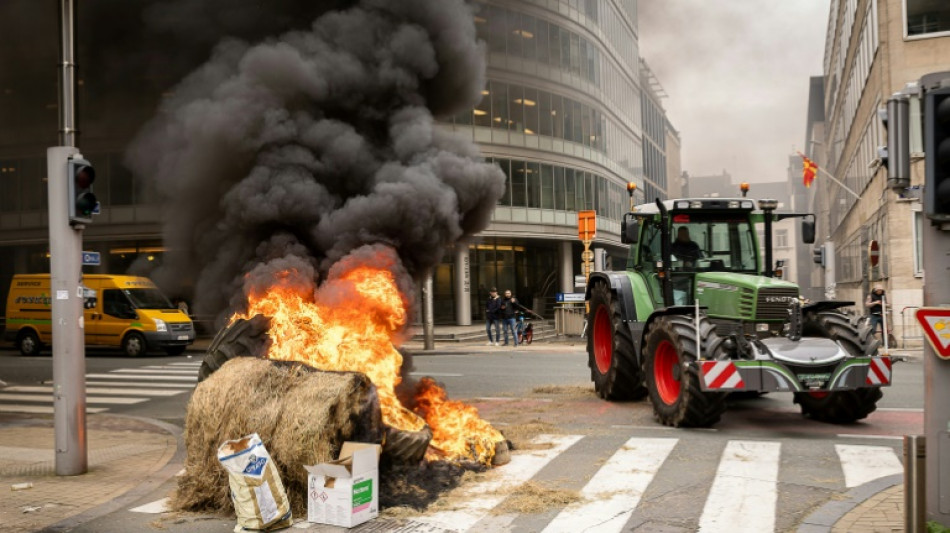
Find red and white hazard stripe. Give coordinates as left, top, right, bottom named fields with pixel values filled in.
left=865, top=357, right=892, bottom=385
left=701, top=361, right=745, bottom=390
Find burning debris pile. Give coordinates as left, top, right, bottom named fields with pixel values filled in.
left=127, top=0, right=509, bottom=520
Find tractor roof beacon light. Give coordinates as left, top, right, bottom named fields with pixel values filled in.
left=627, top=182, right=637, bottom=212
left=740, top=183, right=750, bottom=197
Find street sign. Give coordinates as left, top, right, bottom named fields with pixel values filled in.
left=81, top=251, right=100, bottom=266
left=915, top=307, right=950, bottom=359
left=556, top=292, right=586, bottom=303
left=868, top=240, right=880, bottom=267
left=578, top=210, right=596, bottom=241
left=574, top=275, right=587, bottom=287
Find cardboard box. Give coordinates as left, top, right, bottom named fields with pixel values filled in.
left=305, top=442, right=381, bottom=528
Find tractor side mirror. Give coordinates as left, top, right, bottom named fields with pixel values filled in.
left=621, top=213, right=639, bottom=244
left=801, top=218, right=816, bottom=244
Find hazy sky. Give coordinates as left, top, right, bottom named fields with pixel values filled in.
left=638, top=1, right=830, bottom=183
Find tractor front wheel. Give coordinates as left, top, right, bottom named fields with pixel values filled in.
left=644, top=314, right=726, bottom=427
left=585, top=280, right=646, bottom=401
left=795, top=311, right=883, bottom=423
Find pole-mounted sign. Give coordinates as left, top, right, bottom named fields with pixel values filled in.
left=868, top=240, right=880, bottom=268
left=916, top=307, right=950, bottom=359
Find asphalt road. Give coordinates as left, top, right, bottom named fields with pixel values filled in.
left=0, top=342, right=926, bottom=532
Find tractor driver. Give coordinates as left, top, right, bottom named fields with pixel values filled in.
left=671, top=226, right=702, bottom=264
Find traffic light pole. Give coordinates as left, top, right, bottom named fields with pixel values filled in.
left=48, top=146, right=88, bottom=476
left=919, top=72, right=950, bottom=525
left=48, top=0, right=87, bottom=476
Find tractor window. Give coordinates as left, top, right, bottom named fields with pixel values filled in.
left=638, top=222, right=663, bottom=271
left=669, top=213, right=758, bottom=274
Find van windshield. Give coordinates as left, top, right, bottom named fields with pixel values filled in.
left=123, top=289, right=173, bottom=310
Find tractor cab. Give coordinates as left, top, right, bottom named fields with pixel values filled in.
left=628, top=198, right=759, bottom=307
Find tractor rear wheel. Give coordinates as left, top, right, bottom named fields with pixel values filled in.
left=644, top=314, right=727, bottom=427
left=585, top=280, right=646, bottom=400
left=795, top=311, right=883, bottom=423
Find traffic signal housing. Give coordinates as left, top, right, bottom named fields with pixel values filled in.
left=812, top=244, right=825, bottom=268
left=67, top=157, right=97, bottom=225
left=924, top=86, right=950, bottom=221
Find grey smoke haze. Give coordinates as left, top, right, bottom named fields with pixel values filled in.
left=126, top=0, right=505, bottom=327
left=638, top=1, right=829, bottom=183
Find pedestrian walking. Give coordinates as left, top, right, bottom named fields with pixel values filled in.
left=485, top=287, right=501, bottom=346
left=865, top=284, right=886, bottom=336
left=499, top=289, right=528, bottom=346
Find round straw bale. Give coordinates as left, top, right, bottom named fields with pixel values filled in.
left=172, top=357, right=383, bottom=516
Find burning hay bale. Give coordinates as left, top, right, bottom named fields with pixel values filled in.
left=173, top=357, right=383, bottom=516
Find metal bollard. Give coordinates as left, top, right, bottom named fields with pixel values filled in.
left=905, top=435, right=926, bottom=533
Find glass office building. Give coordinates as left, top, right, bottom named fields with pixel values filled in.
left=0, top=0, right=672, bottom=325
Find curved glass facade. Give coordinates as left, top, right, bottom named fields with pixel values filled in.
left=437, top=0, right=649, bottom=323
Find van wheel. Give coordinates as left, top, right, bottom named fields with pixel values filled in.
left=122, top=332, right=148, bottom=357
left=17, top=330, right=43, bottom=356
left=164, top=346, right=187, bottom=356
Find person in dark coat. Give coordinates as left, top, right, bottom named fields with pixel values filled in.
left=499, top=289, right=528, bottom=346
left=485, top=287, right=501, bottom=346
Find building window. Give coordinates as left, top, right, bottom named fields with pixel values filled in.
left=905, top=0, right=950, bottom=37
left=775, top=229, right=788, bottom=249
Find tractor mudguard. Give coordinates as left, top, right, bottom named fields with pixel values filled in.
left=585, top=272, right=637, bottom=323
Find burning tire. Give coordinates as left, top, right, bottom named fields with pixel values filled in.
left=198, top=315, right=272, bottom=382
left=794, top=310, right=883, bottom=423
left=382, top=425, right=433, bottom=465
left=586, top=280, right=647, bottom=400
left=644, top=314, right=727, bottom=427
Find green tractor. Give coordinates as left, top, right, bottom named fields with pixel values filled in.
left=585, top=192, right=891, bottom=427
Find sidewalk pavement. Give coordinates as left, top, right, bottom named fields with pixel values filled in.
left=0, top=337, right=921, bottom=532
left=0, top=412, right=182, bottom=533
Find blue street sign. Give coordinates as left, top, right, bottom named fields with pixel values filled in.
left=92, top=202, right=101, bottom=215
left=82, top=251, right=101, bottom=266
left=556, top=292, right=585, bottom=303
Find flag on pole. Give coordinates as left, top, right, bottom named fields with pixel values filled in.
left=799, top=152, right=817, bottom=188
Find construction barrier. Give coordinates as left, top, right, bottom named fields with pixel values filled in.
left=555, top=303, right=586, bottom=336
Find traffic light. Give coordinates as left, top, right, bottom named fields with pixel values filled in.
left=924, top=86, right=950, bottom=221
left=812, top=244, right=825, bottom=267
left=67, top=156, right=97, bottom=225
left=886, top=95, right=910, bottom=191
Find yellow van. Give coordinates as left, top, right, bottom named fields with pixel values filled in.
left=4, top=274, right=195, bottom=357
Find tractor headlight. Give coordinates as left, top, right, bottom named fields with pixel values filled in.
left=154, top=319, right=167, bottom=332
left=756, top=323, right=769, bottom=332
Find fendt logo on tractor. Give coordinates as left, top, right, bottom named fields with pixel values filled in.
left=585, top=185, right=892, bottom=428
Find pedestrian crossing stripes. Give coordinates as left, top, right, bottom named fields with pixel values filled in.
left=390, top=434, right=903, bottom=533
left=0, top=361, right=201, bottom=415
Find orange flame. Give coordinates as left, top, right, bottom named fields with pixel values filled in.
left=233, top=253, right=501, bottom=464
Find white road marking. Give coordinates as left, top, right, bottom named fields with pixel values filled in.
left=0, top=405, right=107, bottom=414
left=109, top=368, right=198, bottom=375
left=834, top=444, right=903, bottom=488
left=82, top=380, right=194, bottom=388
left=542, top=437, right=678, bottom=533
left=698, top=440, right=781, bottom=533
left=84, top=373, right=197, bottom=381
left=5, top=386, right=185, bottom=396
left=0, top=393, right=147, bottom=404
left=129, top=498, right=170, bottom=514
left=408, top=434, right=583, bottom=532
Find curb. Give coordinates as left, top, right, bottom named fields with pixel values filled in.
left=795, top=473, right=903, bottom=532
left=40, top=415, right=185, bottom=533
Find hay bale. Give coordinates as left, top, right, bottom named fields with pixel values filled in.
left=173, top=357, right=383, bottom=517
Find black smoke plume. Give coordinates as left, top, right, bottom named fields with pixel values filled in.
left=126, top=0, right=504, bottom=329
